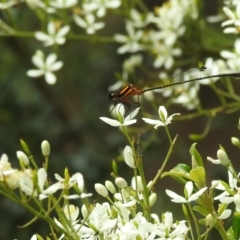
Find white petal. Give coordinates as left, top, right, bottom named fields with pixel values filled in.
left=123, top=146, right=135, bottom=168
left=32, top=52, right=44, bottom=68
left=74, top=15, right=87, bottom=28
left=185, top=181, right=193, bottom=197
left=188, top=187, right=208, bottom=201
left=35, top=32, right=50, bottom=41
left=27, top=69, right=44, bottom=77
left=48, top=22, right=56, bottom=34
left=166, top=189, right=187, bottom=203
left=38, top=168, right=47, bottom=192
left=125, top=107, right=140, bottom=121
left=49, top=61, right=63, bottom=71
left=99, top=117, right=121, bottom=127
left=58, top=25, right=70, bottom=37
left=142, top=118, right=161, bottom=125
left=46, top=53, right=57, bottom=66
left=122, top=119, right=137, bottom=126
left=45, top=72, right=57, bottom=84
left=218, top=209, right=232, bottom=219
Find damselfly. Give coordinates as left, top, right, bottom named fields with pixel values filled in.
left=108, top=67, right=240, bottom=111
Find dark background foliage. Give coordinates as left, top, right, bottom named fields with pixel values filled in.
left=0, top=0, right=239, bottom=239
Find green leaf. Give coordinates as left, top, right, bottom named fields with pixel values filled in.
left=162, top=164, right=192, bottom=184
left=189, top=166, right=206, bottom=186
left=193, top=206, right=209, bottom=217
left=20, top=139, right=31, bottom=156
left=227, top=227, right=236, bottom=240
left=189, top=143, right=203, bottom=167
left=233, top=212, right=240, bottom=240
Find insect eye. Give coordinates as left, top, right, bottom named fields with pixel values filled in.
left=108, top=92, right=115, bottom=100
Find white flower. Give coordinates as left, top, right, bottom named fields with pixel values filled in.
left=0, top=0, right=18, bottom=9
left=74, top=13, right=105, bottom=34
left=172, top=85, right=200, bottom=110
left=100, top=104, right=140, bottom=127
left=19, top=168, right=47, bottom=196
left=221, top=38, right=240, bottom=71
left=114, top=22, right=145, bottom=54
left=27, top=50, right=63, bottom=84
left=0, top=154, right=21, bottom=189
left=166, top=181, right=207, bottom=203
left=50, top=0, right=78, bottom=9
left=200, top=58, right=228, bottom=85
left=83, top=0, right=121, bottom=17
left=35, top=22, right=70, bottom=46
left=153, top=43, right=182, bottom=69
left=222, top=3, right=240, bottom=34
left=142, top=105, right=180, bottom=129
left=207, top=149, right=230, bottom=166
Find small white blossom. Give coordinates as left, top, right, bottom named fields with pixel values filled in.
left=27, top=50, right=63, bottom=84
left=172, top=85, right=200, bottom=110
left=35, top=22, right=70, bottom=46
left=100, top=104, right=140, bottom=127
left=207, top=149, right=230, bottom=166
left=142, top=106, right=180, bottom=129
left=83, top=0, right=121, bottom=17
left=0, top=0, right=18, bottom=9
left=222, top=3, right=240, bottom=34
left=50, top=0, right=78, bottom=9
left=166, top=181, right=207, bottom=203
left=114, top=22, right=145, bottom=54
left=221, top=38, right=240, bottom=71
left=74, top=13, right=105, bottom=34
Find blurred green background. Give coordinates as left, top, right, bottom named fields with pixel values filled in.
left=0, top=0, right=239, bottom=239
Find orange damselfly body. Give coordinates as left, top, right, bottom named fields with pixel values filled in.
left=108, top=66, right=240, bottom=112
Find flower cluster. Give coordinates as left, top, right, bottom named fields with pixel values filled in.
left=222, top=0, right=240, bottom=34
left=114, top=0, right=198, bottom=70
left=0, top=140, right=92, bottom=200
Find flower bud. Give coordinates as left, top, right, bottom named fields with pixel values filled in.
left=121, top=189, right=130, bottom=199
left=217, top=149, right=229, bottom=166
left=95, top=183, right=108, bottom=197
left=149, top=193, right=157, bottom=207
left=115, top=177, right=127, bottom=188
left=81, top=204, right=89, bottom=219
left=41, top=140, right=50, bottom=157
left=205, top=213, right=213, bottom=227
left=16, top=151, right=29, bottom=166
left=231, top=137, right=240, bottom=148
left=131, top=176, right=144, bottom=192
left=105, top=180, right=116, bottom=194
left=123, top=145, right=136, bottom=168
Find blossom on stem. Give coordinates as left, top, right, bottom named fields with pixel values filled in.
left=142, top=105, right=180, bottom=129
left=74, top=13, right=105, bottom=34
left=100, top=104, right=140, bottom=127
left=27, top=50, right=63, bottom=85
left=50, top=0, right=78, bottom=9
left=114, top=22, right=145, bottom=54
left=166, top=181, right=207, bottom=203
left=207, top=149, right=230, bottom=166
left=35, top=22, right=70, bottom=46
left=83, top=0, right=121, bottom=17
